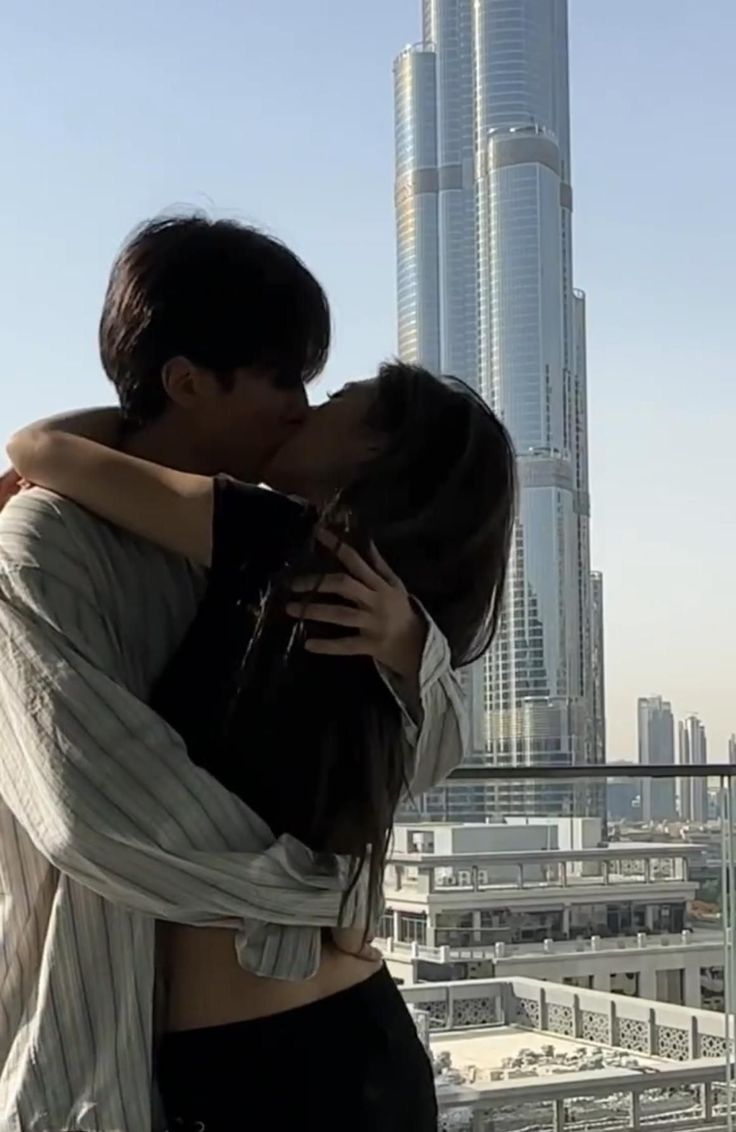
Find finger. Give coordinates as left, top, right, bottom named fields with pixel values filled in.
left=286, top=602, right=372, bottom=629
left=0, top=469, right=22, bottom=512
left=290, top=573, right=375, bottom=608
left=369, top=541, right=403, bottom=587
left=316, top=529, right=382, bottom=589
left=304, top=635, right=374, bottom=657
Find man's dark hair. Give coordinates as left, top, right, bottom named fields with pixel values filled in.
left=99, top=214, right=331, bottom=424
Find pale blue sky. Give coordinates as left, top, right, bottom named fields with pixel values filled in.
left=1, top=0, right=734, bottom=759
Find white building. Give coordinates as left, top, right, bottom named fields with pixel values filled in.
left=379, top=822, right=724, bottom=1009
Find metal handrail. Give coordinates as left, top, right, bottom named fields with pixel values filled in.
left=447, top=763, right=736, bottom=781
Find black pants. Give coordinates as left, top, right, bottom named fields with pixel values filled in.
left=157, top=965, right=437, bottom=1131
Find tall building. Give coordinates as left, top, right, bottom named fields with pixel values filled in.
left=638, top=696, right=676, bottom=822
left=678, top=715, right=708, bottom=824
left=728, top=734, right=736, bottom=764
left=590, top=572, right=606, bottom=765
left=393, top=0, right=594, bottom=815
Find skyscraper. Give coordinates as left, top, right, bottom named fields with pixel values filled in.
left=590, top=572, right=606, bottom=766
left=638, top=696, right=676, bottom=823
left=678, top=715, right=708, bottom=824
left=394, top=0, right=594, bottom=815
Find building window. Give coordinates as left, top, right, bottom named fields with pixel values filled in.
left=398, top=913, right=427, bottom=945
left=435, top=911, right=473, bottom=947
left=563, top=975, right=593, bottom=989
left=701, top=966, right=724, bottom=1012
left=609, top=971, right=639, bottom=997
left=656, top=968, right=684, bottom=1005
left=408, top=830, right=435, bottom=853
left=648, top=903, right=685, bottom=934
left=378, top=911, right=393, bottom=939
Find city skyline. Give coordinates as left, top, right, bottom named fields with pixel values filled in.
left=394, top=0, right=595, bottom=813
left=625, top=695, right=732, bottom=767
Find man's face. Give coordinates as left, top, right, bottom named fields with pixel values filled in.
left=196, top=367, right=309, bottom=481
left=263, top=379, right=384, bottom=501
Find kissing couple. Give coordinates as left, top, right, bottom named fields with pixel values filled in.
left=0, top=214, right=515, bottom=1131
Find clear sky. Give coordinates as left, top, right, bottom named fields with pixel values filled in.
left=1, top=0, right=734, bottom=761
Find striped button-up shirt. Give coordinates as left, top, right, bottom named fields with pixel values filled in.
left=0, top=489, right=466, bottom=1132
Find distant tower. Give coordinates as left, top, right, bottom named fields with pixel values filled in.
left=638, top=696, right=676, bottom=822
left=678, top=715, right=708, bottom=824
left=590, top=572, right=606, bottom=764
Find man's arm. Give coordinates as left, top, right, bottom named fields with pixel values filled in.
left=0, top=492, right=367, bottom=976
left=8, top=422, right=216, bottom=565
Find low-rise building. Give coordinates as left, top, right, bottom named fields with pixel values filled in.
left=379, top=822, right=724, bottom=1008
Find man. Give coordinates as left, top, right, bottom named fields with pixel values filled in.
left=0, top=215, right=467, bottom=1131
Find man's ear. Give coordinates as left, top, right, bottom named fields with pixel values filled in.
left=162, top=357, right=220, bottom=408
left=161, top=356, right=197, bottom=408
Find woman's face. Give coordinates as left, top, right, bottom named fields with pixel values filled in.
left=263, top=378, right=384, bottom=501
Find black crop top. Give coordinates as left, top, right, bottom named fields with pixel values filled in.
left=151, top=476, right=315, bottom=808
left=153, top=475, right=400, bottom=854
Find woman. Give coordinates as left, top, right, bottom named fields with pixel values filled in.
left=8, top=361, right=515, bottom=1131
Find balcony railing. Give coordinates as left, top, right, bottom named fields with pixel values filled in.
left=381, top=926, right=723, bottom=964
left=386, top=847, right=698, bottom=897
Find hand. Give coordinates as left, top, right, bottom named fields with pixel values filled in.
left=286, top=530, right=427, bottom=680
left=330, top=927, right=382, bottom=963
left=0, top=468, right=31, bottom=512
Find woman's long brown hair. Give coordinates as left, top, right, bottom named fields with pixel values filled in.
left=226, top=363, right=516, bottom=929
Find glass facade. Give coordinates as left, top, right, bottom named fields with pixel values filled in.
left=679, top=714, right=709, bottom=823
left=394, top=0, right=595, bottom=816
left=590, top=571, right=606, bottom=764
left=393, top=46, right=441, bottom=371
left=389, top=899, right=687, bottom=950
left=638, top=696, right=677, bottom=820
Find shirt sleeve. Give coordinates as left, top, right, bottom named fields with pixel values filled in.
left=376, top=606, right=469, bottom=798
left=0, top=491, right=368, bottom=979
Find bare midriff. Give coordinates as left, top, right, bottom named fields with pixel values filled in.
left=159, top=923, right=382, bottom=1032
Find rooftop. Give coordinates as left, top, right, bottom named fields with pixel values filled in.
left=401, top=975, right=731, bottom=1130
left=431, top=1024, right=666, bottom=1080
